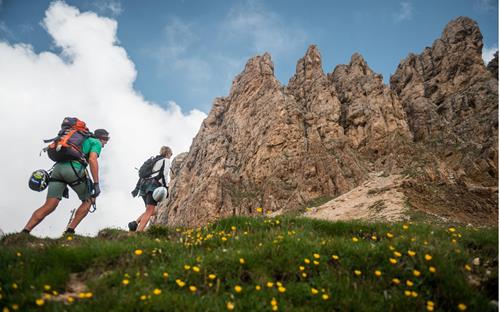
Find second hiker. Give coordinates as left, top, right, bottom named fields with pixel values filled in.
left=129, top=146, right=172, bottom=232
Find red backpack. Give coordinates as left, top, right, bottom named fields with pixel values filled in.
left=44, top=117, right=92, bottom=163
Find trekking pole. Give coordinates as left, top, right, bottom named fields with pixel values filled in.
left=85, top=168, right=97, bottom=213
left=67, top=208, right=76, bottom=228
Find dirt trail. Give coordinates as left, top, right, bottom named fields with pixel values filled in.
left=304, top=172, right=410, bottom=222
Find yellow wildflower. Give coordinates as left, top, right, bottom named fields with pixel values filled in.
left=404, top=290, right=411, bottom=297
left=313, top=261, right=319, bottom=266
left=221, top=237, right=227, bottom=241
left=256, top=207, right=263, bottom=213
left=406, top=280, right=414, bottom=287
left=67, top=236, right=73, bottom=241
left=134, top=249, right=143, bottom=256
left=255, top=285, right=261, bottom=290
left=11, top=283, right=18, bottom=289
left=464, top=264, right=471, bottom=271
left=84, top=292, right=92, bottom=298
left=313, top=253, right=320, bottom=259
left=392, top=278, right=400, bottom=285
left=413, top=270, right=421, bottom=277
left=354, top=270, right=362, bottom=276
left=16, top=252, right=21, bottom=257
left=192, top=266, right=200, bottom=272
left=140, top=295, right=147, bottom=301
left=429, top=266, right=436, bottom=273
left=35, top=299, right=44, bottom=306
left=403, top=224, right=409, bottom=230
left=331, top=255, right=339, bottom=260
left=267, top=282, right=274, bottom=288
left=67, top=297, right=74, bottom=304
left=426, top=305, right=434, bottom=311
left=458, top=303, right=467, bottom=311
left=239, top=258, right=245, bottom=264
left=321, top=294, right=329, bottom=300
left=411, top=291, right=418, bottom=298
left=122, top=279, right=129, bottom=285
left=387, top=232, right=394, bottom=238
left=163, top=272, right=169, bottom=278
left=43, top=285, right=51, bottom=291
left=299, top=266, right=305, bottom=271
left=271, top=297, right=277, bottom=306
left=304, top=258, right=311, bottom=264
left=448, top=227, right=456, bottom=233
left=278, top=286, right=286, bottom=293
left=393, top=251, right=402, bottom=257
left=311, top=288, right=319, bottom=295
left=189, top=286, right=197, bottom=292
left=176, top=279, right=186, bottom=287
left=374, top=270, right=382, bottom=277
left=301, top=273, right=307, bottom=278
left=153, top=288, right=161, bottom=295
left=425, top=254, right=432, bottom=261
left=234, top=285, right=242, bottom=293
left=184, top=265, right=191, bottom=270
left=371, top=235, right=377, bottom=241
left=208, top=274, right=216, bottom=280
left=352, top=237, right=359, bottom=242
left=389, top=258, right=398, bottom=264
left=231, top=226, right=236, bottom=231
left=408, top=250, right=416, bottom=257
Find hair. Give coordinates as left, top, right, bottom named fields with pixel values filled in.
left=160, top=146, right=172, bottom=157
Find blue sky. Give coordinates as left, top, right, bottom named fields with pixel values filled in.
left=0, top=0, right=498, bottom=113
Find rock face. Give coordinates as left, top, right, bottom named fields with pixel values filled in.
left=330, top=53, right=412, bottom=155
left=487, top=51, right=498, bottom=79
left=390, top=17, right=498, bottom=148
left=157, top=17, right=498, bottom=227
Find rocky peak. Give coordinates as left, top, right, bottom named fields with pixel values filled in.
left=330, top=53, right=411, bottom=152
left=390, top=16, right=497, bottom=146
left=442, top=16, right=483, bottom=49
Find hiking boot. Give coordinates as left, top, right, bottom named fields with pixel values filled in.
left=64, top=228, right=75, bottom=235
left=128, top=221, right=138, bottom=232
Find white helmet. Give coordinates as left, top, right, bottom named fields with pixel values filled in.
left=152, top=187, right=168, bottom=202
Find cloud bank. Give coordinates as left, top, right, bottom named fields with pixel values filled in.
left=482, top=44, right=498, bottom=64
left=0, top=1, right=206, bottom=237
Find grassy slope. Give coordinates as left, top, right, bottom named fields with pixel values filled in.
left=0, top=216, right=498, bottom=311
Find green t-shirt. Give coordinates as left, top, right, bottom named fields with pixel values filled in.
left=62, top=137, right=102, bottom=170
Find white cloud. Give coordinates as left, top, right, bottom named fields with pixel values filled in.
left=0, top=1, right=206, bottom=238
left=91, top=0, right=123, bottom=17
left=0, top=21, right=14, bottom=39
left=482, top=44, right=498, bottom=64
left=394, top=1, right=413, bottom=22
left=474, top=0, right=497, bottom=12
left=224, top=0, right=307, bottom=55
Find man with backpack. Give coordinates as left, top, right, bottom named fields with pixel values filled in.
left=129, top=146, right=172, bottom=232
left=22, top=124, right=110, bottom=235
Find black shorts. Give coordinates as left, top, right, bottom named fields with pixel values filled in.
left=142, top=192, right=158, bottom=206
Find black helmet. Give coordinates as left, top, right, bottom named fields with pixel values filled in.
left=29, top=169, right=50, bottom=192
left=94, top=129, right=110, bottom=141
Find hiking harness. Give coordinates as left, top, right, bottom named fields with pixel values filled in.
left=47, top=161, right=97, bottom=213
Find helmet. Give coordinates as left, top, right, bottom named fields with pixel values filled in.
left=29, top=169, right=50, bottom=192
left=152, top=187, right=168, bottom=202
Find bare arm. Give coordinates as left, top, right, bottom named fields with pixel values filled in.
left=88, top=152, right=99, bottom=183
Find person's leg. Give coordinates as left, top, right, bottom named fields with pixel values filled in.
left=137, top=204, right=156, bottom=232
left=67, top=199, right=92, bottom=231
left=23, top=198, right=61, bottom=232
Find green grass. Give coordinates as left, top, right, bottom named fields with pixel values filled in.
left=0, top=216, right=497, bottom=311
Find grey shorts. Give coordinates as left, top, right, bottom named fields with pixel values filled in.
left=47, top=163, right=91, bottom=201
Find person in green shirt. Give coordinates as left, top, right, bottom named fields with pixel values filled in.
left=22, top=129, right=110, bottom=235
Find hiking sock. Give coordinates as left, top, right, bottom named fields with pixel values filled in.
left=65, top=228, right=75, bottom=234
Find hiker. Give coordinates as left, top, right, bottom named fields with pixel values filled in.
left=129, top=146, right=172, bottom=232
left=22, top=129, right=110, bottom=235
